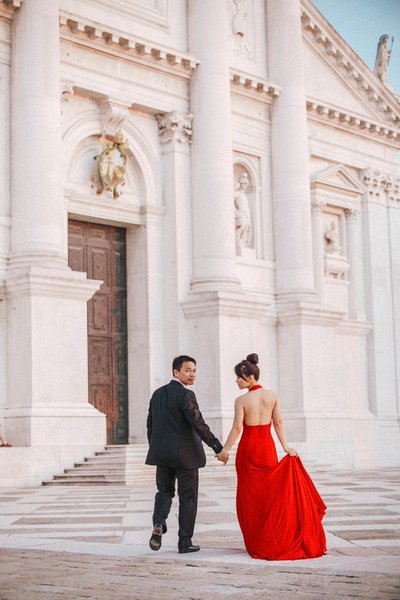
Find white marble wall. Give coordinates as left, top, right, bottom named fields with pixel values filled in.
left=0, top=0, right=399, bottom=476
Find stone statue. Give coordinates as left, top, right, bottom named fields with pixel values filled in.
left=324, top=220, right=341, bottom=253
left=374, top=34, right=393, bottom=83
left=234, top=172, right=252, bottom=253
left=231, top=0, right=252, bottom=58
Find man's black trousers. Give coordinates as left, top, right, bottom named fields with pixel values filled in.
left=152, top=465, right=199, bottom=548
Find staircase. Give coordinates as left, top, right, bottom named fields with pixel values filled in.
left=42, top=444, right=237, bottom=486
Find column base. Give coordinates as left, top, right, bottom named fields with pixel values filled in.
left=2, top=404, right=106, bottom=447
left=282, top=409, right=379, bottom=468
left=190, top=276, right=242, bottom=293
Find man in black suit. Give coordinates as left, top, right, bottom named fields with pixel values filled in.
left=146, top=355, right=223, bottom=554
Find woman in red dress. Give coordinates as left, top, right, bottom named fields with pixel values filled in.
left=217, top=353, right=326, bottom=561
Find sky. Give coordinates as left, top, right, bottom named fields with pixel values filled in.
left=312, top=0, right=400, bottom=93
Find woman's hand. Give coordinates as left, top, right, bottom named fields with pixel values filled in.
left=216, top=450, right=229, bottom=464
left=284, top=446, right=298, bottom=457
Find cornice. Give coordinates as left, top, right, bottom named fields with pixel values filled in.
left=60, top=12, right=199, bottom=77
left=66, top=188, right=166, bottom=226
left=4, top=266, right=101, bottom=301
left=230, top=69, right=281, bottom=103
left=181, top=290, right=276, bottom=322
left=278, top=302, right=347, bottom=327
left=306, top=99, right=400, bottom=145
left=336, top=319, right=372, bottom=337
left=301, top=0, right=400, bottom=126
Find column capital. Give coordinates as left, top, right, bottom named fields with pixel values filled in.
left=311, top=198, right=326, bottom=213
left=344, top=207, right=360, bottom=222
left=155, top=111, right=193, bottom=144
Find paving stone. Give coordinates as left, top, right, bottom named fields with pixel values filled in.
left=0, top=466, right=399, bottom=598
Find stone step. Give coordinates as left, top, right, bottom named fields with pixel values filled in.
left=42, top=444, right=236, bottom=486
left=43, top=444, right=328, bottom=486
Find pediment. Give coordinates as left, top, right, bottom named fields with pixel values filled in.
left=301, top=0, right=400, bottom=126
left=304, top=43, right=384, bottom=122
left=311, top=164, right=364, bottom=196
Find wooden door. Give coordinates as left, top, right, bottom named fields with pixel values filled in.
left=68, top=220, right=128, bottom=444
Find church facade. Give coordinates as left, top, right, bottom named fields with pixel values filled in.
left=0, top=0, right=399, bottom=484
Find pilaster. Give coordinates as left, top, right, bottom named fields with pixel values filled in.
left=4, top=0, right=106, bottom=447
left=155, top=111, right=192, bottom=372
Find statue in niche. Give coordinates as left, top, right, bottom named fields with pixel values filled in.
left=93, top=129, right=128, bottom=199
left=374, top=34, right=393, bottom=83
left=231, top=0, right=252, bottom=58
left=234, top=172, right=252, bottom=253
left=324, top=220, right=341, bottom=253
left=324, top=219, right=348, bottom=280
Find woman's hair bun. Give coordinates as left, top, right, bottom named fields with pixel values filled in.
left=246, top=353, right=259, bottom=365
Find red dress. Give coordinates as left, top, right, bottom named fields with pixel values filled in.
left=235, top=387, right=326, bottom=561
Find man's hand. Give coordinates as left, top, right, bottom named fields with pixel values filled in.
left=216, top=450, right=229, bottom=464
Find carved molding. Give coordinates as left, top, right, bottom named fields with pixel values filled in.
left=60, top=14, right=200, bottom=73
left=231, top=69, right=281, bottom=102
left=311, top=198, right=326, bottom=213
left=301, top=1, right=400, bottom=125
left=182, top=291, right=276, bottom=322
left=306, top=100, right=400, bottom=142
left=100, top=100, right=129, bottom=138
left=156, top=111, right=193, bottom=144
left=361, top=168, right=400, bottom=207
left=344, top=208, right=360, bottom=222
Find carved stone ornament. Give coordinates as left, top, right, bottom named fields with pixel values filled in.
left=101, top=100, right=129, bottom=138
left=344, top=208, right=360, bottom=223
left=234, top=171, right=252, bottom=254
left=324, top=220, right=349, bottom=280
left=156, top=111, right=193, bottom=144
left=92, top=130, right=128, bottom=199
left=230, top=0, right=252, bottom=58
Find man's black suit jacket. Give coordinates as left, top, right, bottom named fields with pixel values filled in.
left=145, top=380, right=223, bottom=470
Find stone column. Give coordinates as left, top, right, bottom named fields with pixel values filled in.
left=3, top=0, right=106, bottom=447
left=10, top=0, right=65, bottom=268
left=188, top=0, right=240, bottom=291
left=266, top=0, right=315, bottom=300
left=344, top=208, right=366, bottom=320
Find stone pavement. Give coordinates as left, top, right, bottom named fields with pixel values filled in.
left=0, top=465, right=399, bottom=599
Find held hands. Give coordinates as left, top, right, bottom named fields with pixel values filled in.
left=216, top=450, right=229, bottom=464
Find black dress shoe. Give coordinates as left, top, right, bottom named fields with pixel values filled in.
left=149, top=525, right=163, bottom=551
left=162, top=523, right=167, bottom=534
left=178, top=544, right=200, bottom=554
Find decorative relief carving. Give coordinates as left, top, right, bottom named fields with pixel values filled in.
left=155, top=111, right=193, bottom=144
left=100, top=100, right=129, bottom=138
left=230, top=0, right=252, bottom=59
left=386, top=175, right=400, bottom=205
left=311, top=198, right=326, bottom=213
left=234, top=171, right=253, bottom=254
left=344, top=208, right=360, bottom=222
left=92, top=130, right=129, bottom=199
left=361, top=168, right=400, bottom=205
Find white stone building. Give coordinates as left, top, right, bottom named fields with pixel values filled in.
left=0, top=0, right=399, bottom=485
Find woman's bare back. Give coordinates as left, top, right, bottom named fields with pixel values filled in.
left=241, top=388, right=277, bottom=426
